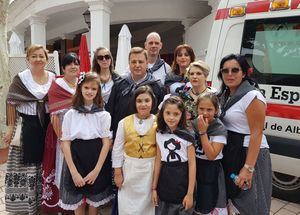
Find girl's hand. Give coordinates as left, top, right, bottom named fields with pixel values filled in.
left=197, top=115, right=208, bottom=133
left=114, top=173, right=124, bottom=189
left=71, top=171, right=85, bottom=187
left=236, top=167, right=253, bottom=189
left=182, top=193, right=193, bottom=210
left=84, top=169, right=100, bottom=185
left=152, top=190, right=159, bottom=206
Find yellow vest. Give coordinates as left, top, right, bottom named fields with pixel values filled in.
left=124, top=114, right=157, bottom=158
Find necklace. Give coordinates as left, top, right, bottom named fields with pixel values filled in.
left=138, top=119, right=144, bottom=125
left=63, top=77, right=76, bottom=88
left=191, top=87, right=207, bottom=96
left=136, top=114, right=150, bottom=124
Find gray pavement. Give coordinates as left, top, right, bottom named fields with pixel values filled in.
left=0, top=163, right=299, bottom=215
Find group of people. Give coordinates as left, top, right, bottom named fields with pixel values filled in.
left=2, top=31, right=272, bottom=215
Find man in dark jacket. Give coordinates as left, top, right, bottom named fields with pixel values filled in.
left=106, top=47, right=165, bottom=138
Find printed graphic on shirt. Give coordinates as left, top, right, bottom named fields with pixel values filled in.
left=164, top=138, right=182, bottom=162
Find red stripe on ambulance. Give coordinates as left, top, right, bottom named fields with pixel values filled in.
left=215, top=8, right=229, bottom=20
left=291, top=0, right=300, bottom=9
left=247, top=0, right=270, bottom=13
left=267, top=103, right=300, bottom=120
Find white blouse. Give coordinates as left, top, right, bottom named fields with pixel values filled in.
left=16, top=69, right=55, bottom=115
left=112, top=114, right=156, bottom=168
left=222, top=90, right=269, bottom=148
left=56, top=77, right=76, bottom=95
left=61, top=107, right=112, bottom=141
left=156, top=132, right=192, bottom=163
left=195, top=135, right=227, bottom=160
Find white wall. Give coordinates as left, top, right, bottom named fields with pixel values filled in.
left=185, top=13, right=214, bottom=61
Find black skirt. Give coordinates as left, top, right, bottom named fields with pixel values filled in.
left=157, top=161, right=188, bottom=204
left=64, top=138, right=112, bottom=195
left=195, top=159, right=221, bottom=214
left=222, top=130, right=247, bottom=199
left=20, top=113, right=50, bottom=164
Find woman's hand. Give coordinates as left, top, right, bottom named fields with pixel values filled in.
left=182, top=193, right=193, bottom=210
left=2, top=127, right=14, bottom=145
left=152, top=190, right=159, bottom=206
left=84, top=169, right=100, bottom=185
left=197, top=115, right=208, bottom=133
left=237, top=167, right=253, bottom=189
left=114, top=172, right=124, bottom=189
left=71, top=171, right=85, bottom=187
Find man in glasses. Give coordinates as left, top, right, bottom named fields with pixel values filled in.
left=144, top=32, right=171, bottom=85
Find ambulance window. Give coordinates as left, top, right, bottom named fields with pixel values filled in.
left=241, top=16, right=300, bottom=86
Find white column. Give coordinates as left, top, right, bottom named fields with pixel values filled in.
left=13, top=28, right=25, bottom=53
left=29, top=15, right=47, bottom=47
left=85, top=0, right=113, bottom=53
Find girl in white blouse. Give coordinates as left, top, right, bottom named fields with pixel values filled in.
left=60, top=72, right=113, bottom=215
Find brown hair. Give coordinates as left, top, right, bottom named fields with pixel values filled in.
left=157, top=96, right=187, bottom=132
left=132, top=85, right=157, bottom=113
left=196, top=92, right=220, bottom=117
left=128, top=47, right=148, bottom=61
left=72, top=72, right=103, bottom=108
left=26, top=44, right=49, bottom=61
left=171, top=44, right=195, bottom=75
left=92, top=47, right=114, bottom=74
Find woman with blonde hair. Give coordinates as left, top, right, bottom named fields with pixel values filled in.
left=3, top=44, right=55, bottom=214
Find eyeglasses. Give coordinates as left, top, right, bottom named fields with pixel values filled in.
left=97, top=55, right=111, bottom=61
left=220, top=67, right=241, bottom=74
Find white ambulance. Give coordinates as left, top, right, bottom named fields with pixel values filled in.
left=205, top=0, right=300, bottom=202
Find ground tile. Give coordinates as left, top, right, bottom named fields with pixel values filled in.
left=271, top=198, right=286, bottom=213
left=284, top=203, right=300, bottom=214
left=275, top=208, right=297, bottom=215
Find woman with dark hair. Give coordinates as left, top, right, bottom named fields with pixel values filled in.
left=3, top=44, right=55, bottom=214
left=165, top=44, right=195, bottom=94
left=91, top=47, right=121, bottom=104
left=41, top=52, right=80, bottom=213
left=218, top=54, right=272, bottom=215
left=112, top=85, right=157, bottom=215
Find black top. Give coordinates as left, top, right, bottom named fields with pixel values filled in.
left=106, top=72, right=165, bottom=138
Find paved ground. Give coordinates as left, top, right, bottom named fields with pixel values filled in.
left=0, top=163, right=299, bottom=215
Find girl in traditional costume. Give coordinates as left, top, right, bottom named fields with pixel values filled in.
left=152, top=96, right=196, bottom=215
left=112, top=85, right=157, bottom=215
left=59, top=72, right=113, bottom=215
left=3, top=44, right=55, bottom=214
left=41, top=53, right=79, bottom=212
left=192, top=92, right=228, bottom=215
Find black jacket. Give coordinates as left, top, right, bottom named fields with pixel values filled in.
left=106, top=72, right=165, bottom=138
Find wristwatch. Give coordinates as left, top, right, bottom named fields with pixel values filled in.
left=244, top=164, right=255, bottom=173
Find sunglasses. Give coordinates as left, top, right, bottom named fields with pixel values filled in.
left=97, top=55, right=111, bottom=61
left=220, top=67, right=241, bottom=74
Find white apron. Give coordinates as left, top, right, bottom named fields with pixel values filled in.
left=118, top=154, right=155, bottom=215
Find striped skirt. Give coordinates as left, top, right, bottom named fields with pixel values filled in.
left=5, top=144, right=42, bottom=215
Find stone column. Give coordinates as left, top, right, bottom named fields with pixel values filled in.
left=29, top=15, right=47, bottom=47
left=85, top=0, right=113, bottom=53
